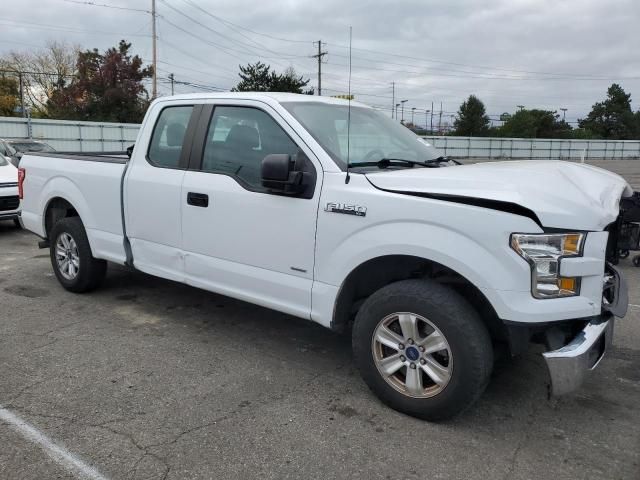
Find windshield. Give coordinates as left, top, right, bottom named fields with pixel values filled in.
left=282, top=102, right=442, bottom=170
left=9, top=141, right=55, bottom=153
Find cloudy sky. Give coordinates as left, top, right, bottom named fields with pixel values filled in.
left=1, top=0, right=639, bottom=126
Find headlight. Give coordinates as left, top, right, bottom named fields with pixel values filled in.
left=510, top=233, right=585, bottom=299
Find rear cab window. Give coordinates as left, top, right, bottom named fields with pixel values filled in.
left=147, top=105, right=194, bottom=168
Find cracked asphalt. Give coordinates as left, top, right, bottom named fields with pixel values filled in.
left=1, top=159, right=640, bottom=479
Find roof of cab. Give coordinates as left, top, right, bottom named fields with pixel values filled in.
left=151, top=91, right=371, bottom=109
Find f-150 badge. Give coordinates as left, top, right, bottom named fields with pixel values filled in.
left=325, top=202, right=367, bottom=217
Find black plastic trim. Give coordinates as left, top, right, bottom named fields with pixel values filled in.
left=24, top=152, right=127, bottom=164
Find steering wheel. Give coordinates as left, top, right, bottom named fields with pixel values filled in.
left=360, top=149, right=385, bottom=163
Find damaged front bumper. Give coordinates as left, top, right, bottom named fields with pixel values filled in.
left=542, top=264, right=627, bottom=396
left=543, top=315, right=614, bottom=395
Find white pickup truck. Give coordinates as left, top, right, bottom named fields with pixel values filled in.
left=19, top=93, right=632, bottom=420
left=0, top=154, right=20, bottom=226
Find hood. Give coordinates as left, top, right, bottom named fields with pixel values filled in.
left=0, top=160, right=18, bottom=184
left=365, top=160, right=633, bottom=231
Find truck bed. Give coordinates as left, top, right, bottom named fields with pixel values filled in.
left=20, top=152, right=129, bottom=265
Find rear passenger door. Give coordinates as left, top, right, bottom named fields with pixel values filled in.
left=181, top=101, right=322, bottom=319
left=125, top=103, right=200, bottom=282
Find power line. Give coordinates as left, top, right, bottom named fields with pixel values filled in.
left=157, top=0, right=310, bottom=66
left=176, top=0, right=313, bottom=59
left=175, top=1, right=312, bottom=44
left=324, top=60, right=640, bottom=81
left=60, top=0, right=150, bottom=13
left=324, top=42, right=628, bottom=80
left=156, top=38, right=242, bottom=77
left=0, top=18, right=150, bottom=37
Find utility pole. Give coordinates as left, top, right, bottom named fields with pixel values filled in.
left=312, top=40, right=327, bottom=96
left=151, top=0, right=158, bottom=99
left=391, top=82, right=395, bottom=119
left=169, top=73, right=175, bottom=95
left=18, top=72, right=25, bottom=117
left=430, top=101, right=434, bottom=133
left=425, top=110, right=430, bottom=132
left=411, top=107, right=416, bottom=126
left=517, top=105, right=525, bottom=111
left=438, top=102, right=443, bottom=132
left=560, top=108, right=567, bottom=121
left=395, top=103, right=400, bottom=120
left=400, top=99, right=407, bottom=123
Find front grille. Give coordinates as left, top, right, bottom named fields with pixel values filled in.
left=0, top=195, right=19, bottom=212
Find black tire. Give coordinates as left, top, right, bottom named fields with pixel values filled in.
left=352, top=279, right=493, bottom=421
left=49, top=216, right=107, bottom=293
left=619, top=250, right=630, bottom=259
left=13, top=218, right=21, bottom=229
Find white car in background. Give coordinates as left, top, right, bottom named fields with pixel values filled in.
left=0, top=155, right=21, bottom=227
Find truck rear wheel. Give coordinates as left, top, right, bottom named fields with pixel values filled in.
left=352, top=279, right=493, bottom=421
left=49, top=217, right=107, bottom=293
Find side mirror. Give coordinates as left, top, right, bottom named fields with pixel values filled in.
left=261, top=154, right=304, bottom=194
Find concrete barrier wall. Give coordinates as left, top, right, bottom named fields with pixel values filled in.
left=0, top=116, right=139, bottom=152
left=422, top=136, right=640, bottom=160
left=2, top=116, right=638, bottom=159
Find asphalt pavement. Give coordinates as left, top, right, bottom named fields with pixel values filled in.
left=0, top=158, right=639, bottom=479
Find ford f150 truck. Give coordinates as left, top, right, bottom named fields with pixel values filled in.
left=18, top=93, right=631, bottom=420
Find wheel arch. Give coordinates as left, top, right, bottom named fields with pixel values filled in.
left=43, top=196, right=82, bottom=239
left=331, top=254, right=507, bottom=344
left=36, top=175, right=92, bottom=240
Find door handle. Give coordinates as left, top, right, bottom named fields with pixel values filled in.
left=187, top=192, right=209, bottom=208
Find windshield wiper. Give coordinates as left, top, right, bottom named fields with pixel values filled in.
left=349, top=158, right=440, bottom=169
left=424, top=156, right=461, bottom=165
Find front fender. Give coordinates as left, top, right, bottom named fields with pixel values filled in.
left=316, top=220, right=532, bottom=293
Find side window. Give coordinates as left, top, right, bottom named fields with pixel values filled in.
left=147, top=105, right=193, bottom=168
left=201, top=106, right=300, bottom=189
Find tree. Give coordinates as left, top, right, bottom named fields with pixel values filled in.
left=47, top=40, right=152, bottom=123
left=0, top=76, right=20, bottom=116
left=0, top=41, right=79, bottom=117
left=499, top=109, right=572, bottom=138
left=453, top=95, right=490, bottom=136
left=232, top=62, right=272, bottom=92
left=578, top=83, right=638, bottom=139
left=232, top=62, right=313, bottom=94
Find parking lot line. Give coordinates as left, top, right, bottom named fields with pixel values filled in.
left=0, top=406, right=108, bottom=480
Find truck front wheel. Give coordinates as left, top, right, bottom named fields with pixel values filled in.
left=49, top=217, right=107, bottom=293
left=352, top=279, right=493, bottom=421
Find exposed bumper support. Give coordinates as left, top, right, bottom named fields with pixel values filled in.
left=0, top=212, right=19, bottom=221
left=543, top=315, right=614, bottom=395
